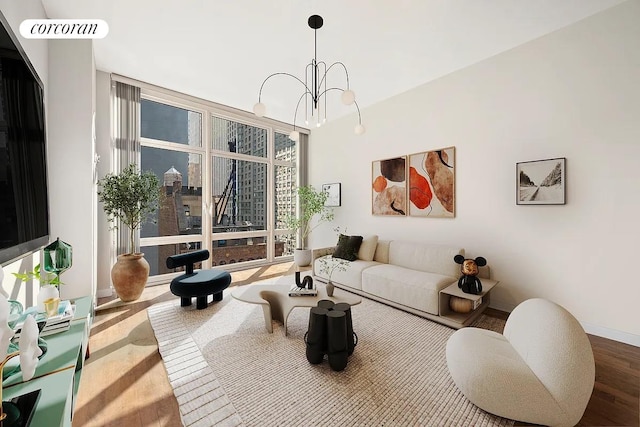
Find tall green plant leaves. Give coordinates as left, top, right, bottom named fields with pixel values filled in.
left=97, top=164, right=160, bottom=252
left=285, top=185, right=334, bottom=247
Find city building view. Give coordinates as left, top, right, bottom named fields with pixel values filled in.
left=139, top=99, right=298, bottom=276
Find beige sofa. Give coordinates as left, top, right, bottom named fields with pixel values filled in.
left=313, top=237, right=487, bottom=326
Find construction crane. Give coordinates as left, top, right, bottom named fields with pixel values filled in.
left=213, top=139, right=237, bottom=227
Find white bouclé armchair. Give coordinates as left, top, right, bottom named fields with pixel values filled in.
left=446, top=298, right=595, bottom=427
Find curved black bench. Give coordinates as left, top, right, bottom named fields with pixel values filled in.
left=166, top=249, right=231, bottom=309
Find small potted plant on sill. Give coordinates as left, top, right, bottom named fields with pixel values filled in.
left=97, top=164, right=160, bottom=302
left=285, top=185, right=334, bottom=267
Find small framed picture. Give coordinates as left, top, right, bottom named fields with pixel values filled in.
left=322, top=183, right=341, bottom=207
left=516, top=157, right=566, bottom=205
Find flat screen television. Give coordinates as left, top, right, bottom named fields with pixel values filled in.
left=0, top=13, right=49, bottom=265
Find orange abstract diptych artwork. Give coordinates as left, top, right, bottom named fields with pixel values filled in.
left=408, top=147, right=455, bottom=217
left=409, top=166, right=432, bottom=209
left=372, top=157, right=407, bottom=216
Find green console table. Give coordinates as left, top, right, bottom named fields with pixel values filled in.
left=2, top=296, right=93, bottom=427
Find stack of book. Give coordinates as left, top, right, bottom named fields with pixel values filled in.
left=13, top=300, right=76, bottom=339
left=289, top=285, right=318, bottom=297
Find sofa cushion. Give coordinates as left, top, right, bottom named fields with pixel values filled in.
left=373, top=240, right=391, bottom=264
left=333, top=234, right=363, bottom=261
left=314, top=255, right=379, bottom=290
left=357, top=235, right=379, bottom=261
left=362, top=264, right=455, bottom=315
left=388, top=241, right=463, bottom=277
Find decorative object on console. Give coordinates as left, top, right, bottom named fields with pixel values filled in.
left=372, top=157, right=407, bottom=216
left=322, top=183, right=341, bottom=207
left=12, top=264, right=61, bottom=313
left=454, top=255, right=487, bottom=295
left=97, top=164, right=160, bottom=302
left=516, top=157, right=566, bottom=205
left=42, top=237, right=72, bottom=288
left=42, top=298, right=60, bottom=317
left=285, top=186, right=335, bottom=267
left=409, top=147, right=455, bottom=218
left=253, top=15, right=365, bottom=140
left=11, top=300, right=74, bottom=341
left=0, top=295, right=41, bottom=424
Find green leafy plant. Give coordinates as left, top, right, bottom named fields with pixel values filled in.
left=285, top=185, right=334, bottom=249
left=13, top=263, right=63, bottom=286
left=318, top=256, right=350, bottom=282
left=97, top=164, right=160, bottom=254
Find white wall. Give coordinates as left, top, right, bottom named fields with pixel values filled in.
left=309, top=1, right=640, bottom=345
left=47, top=40, right=96, bottom=300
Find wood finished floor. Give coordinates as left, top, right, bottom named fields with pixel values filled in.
left=74, top=263, right=640, bottom=426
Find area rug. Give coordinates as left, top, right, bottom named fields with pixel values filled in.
left=148, top=283, right=513, bottom=427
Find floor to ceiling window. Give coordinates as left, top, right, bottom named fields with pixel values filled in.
left=136, top=88, right=302, bottom=283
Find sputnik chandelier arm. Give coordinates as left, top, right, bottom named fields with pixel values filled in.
left=253, top=14, right=365, bottom=141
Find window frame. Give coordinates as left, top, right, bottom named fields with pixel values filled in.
left=122, top=77, right=307, bottom=284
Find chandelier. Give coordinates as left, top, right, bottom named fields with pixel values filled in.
left=252, top=15, right=365, bottom=141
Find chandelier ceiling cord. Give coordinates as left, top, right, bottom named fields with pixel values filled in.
left=253, top=15, right=365, bottom=141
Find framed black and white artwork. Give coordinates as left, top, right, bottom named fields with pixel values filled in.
left=322, top=183, right=341, bottom=207
left=516, top=157, right=566, bottom=205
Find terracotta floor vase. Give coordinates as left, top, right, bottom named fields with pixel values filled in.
left=111, top=253, right=149, bottom=302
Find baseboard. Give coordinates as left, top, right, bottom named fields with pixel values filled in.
left=96, top=288, right=113, bottom=298
left=488, top=300, right=516, bottom=314
left=580, top=321, right=640, bottom=348
left=490, top=300, right=640, bottom=348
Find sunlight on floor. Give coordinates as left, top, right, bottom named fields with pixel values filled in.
left=75, top=261, right=298, bottom=426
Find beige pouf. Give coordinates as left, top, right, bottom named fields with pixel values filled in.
left=446, top=298, right=595, bottom=427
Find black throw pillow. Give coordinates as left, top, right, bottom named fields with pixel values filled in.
left=333, top=234, right=363, bottom=261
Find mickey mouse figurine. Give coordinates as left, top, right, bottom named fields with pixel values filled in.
left=454, top=255, right=487, bottom=295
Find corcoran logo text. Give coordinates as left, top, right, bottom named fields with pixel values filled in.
left=20, top=19, right=109, bottom=39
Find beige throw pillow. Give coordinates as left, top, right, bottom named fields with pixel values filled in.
left=357, top=235, right=379, bottom=261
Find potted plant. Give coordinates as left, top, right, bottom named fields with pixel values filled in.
left=97, top=164, right=160, bottom=302
left=285, top=185, right=334, bottom=266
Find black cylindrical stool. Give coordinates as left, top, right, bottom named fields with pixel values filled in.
left=305, top=307, right=329, bottom=364
left=333, top=302, right=357, bottom=356
left=327, top=310, right=348, bottom=371
left=317, top=299, right=335, bottom=311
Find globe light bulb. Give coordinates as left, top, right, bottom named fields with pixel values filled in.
left=289, top=130, right=300, bottom=141
left=354, top=123, right=366, bottom=135
left=253, top=102, right=266, bottom=117
left=341, top=89, right=356, bottom=105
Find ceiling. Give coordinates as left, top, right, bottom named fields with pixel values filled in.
left=41, top=0, right=625, bottom=127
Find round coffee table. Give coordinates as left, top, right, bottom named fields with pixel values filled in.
left=231, top=281, right=361, bottom=336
